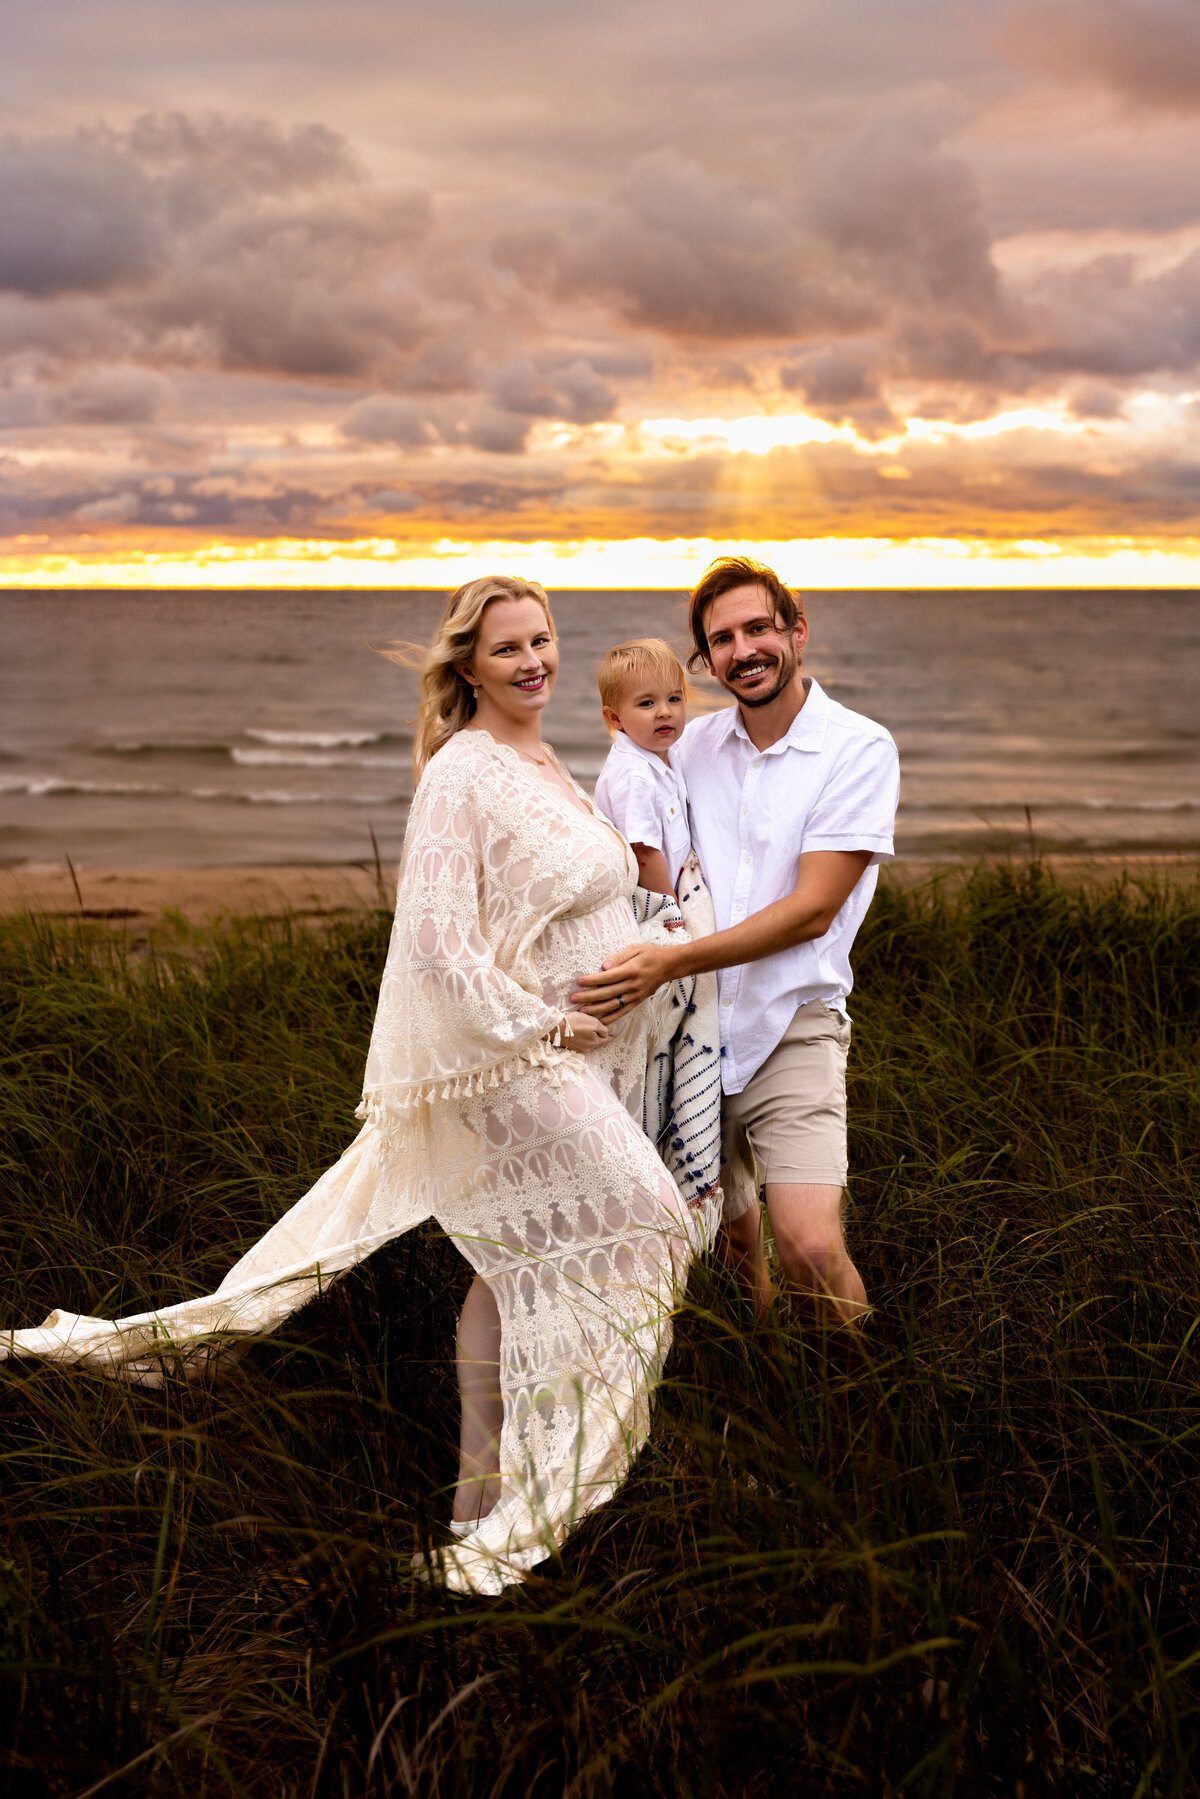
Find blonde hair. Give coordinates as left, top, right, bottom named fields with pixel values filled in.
left=597, top=638, right=689, bottom=729
left=381, top=575, right=555, bottom=777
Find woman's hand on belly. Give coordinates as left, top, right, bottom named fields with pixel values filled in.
left=562, top=1010, right=612, bottom=1052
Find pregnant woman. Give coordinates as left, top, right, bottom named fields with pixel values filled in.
left=2, top=576, right=719, bottom=1596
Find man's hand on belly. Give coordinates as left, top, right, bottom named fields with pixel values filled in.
left=571, top=940, right=684, bottom=1016
left=577, top=849, right=873, bottom=1018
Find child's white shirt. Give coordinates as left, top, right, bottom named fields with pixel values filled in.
left=594, top=730, right=692, bottom=888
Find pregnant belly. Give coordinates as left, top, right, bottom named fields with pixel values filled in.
left=534, top=898, right=635, bottom=1012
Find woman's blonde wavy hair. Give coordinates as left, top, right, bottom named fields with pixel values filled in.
left=381, top=575, right=555, bottom=778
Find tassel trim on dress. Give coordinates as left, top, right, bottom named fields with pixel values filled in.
left=356, top=1022, right=570, bottom=1144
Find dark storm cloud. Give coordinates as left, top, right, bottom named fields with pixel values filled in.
left=780, top=344, right=898, bottom=434
left=802, top=120, right=1006, bottom=321
left=1023, top=248, right=1200, bottom=378
left=341, top=390, right=547, bottom=455
left=341, top=396, right=441, bottom=450
left=0, top=115, right=432, bottom=381
left=782, top=345, right=880, bottom=408
left=490, top=357, right=616, bottom=424
left=1066, top=380, right=1125, bottom=421
left=127, top=112, right=355, bottom=211
left=0, top=116, right=357, bottom=300
left=56, top=367, right=174, bottom=423
left=139, top=187, right=432, bottom=378
left=999, top=0, right=1200, bottom=112
left=74, top=491, right=142, bottom=523
left=341, top=347, right=624, bottom=452
left=322, top=486, right=421, bottom=521
left=494, top=150, right=875, bottom=341
left=494, top=122, right=1013, bottom=365
left=340, top=394, right=533, bottom=455
left=0, top=132, right=161, bottom=296
left=399, top=338, right=479, bottom=395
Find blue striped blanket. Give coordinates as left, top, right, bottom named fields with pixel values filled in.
left=633, top=856, right=724, bottom=1253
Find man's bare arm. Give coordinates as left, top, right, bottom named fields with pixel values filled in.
left=571, top=849, right=872, bottom=1014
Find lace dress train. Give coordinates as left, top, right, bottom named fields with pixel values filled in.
left=1, top=732, right=722, bottom=1593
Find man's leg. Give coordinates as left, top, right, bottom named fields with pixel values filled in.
left=731, top=1001, right=864, bottom=1323
left=763, top=1182, right=868, bottom=1323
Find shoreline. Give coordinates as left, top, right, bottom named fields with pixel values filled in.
left=2, top=853, right=1197, bottom=927
left=0, top=863, right=397, bottom=924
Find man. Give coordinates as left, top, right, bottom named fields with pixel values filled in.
left=572, top=557, right=899, bottom=1322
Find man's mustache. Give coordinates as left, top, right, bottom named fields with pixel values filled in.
left=728, top=654, right=780, bottom=679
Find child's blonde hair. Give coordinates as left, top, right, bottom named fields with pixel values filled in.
left=597, top=638, right=689, bottom=729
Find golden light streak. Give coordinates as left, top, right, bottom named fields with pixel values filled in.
left=637, top=408, right=1089, bottom=458
left=901, top=408, right=1086, bottom=442
left=639, top=415, right=854, bottom=453
left=3, top=534, right=1200, bottom=589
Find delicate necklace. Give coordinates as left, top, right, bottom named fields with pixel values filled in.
left=467, top=725, right=548, bottom=767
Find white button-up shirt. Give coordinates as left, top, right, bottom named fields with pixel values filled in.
left=676, top=678, right=899, bottom=1095
left=594, top=730, right=692, bottom=886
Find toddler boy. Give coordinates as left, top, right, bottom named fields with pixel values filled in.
left=594, top=639, right=691, bottom=896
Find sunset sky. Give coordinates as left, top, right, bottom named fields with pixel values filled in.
left=3, top=0, right=1200, bottom=588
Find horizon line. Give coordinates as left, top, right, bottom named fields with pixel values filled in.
left=3, top=580, right=1200, bottom=595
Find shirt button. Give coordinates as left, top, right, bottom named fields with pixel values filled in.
left=721, top=997, right=732, bottom=1008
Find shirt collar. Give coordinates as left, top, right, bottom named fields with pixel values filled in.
left=609, top=729, right=678, bottom=776
left=728, top=676, right=830, bottom=755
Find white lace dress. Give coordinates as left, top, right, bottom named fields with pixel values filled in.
left=2, top=731, right=714, bottom=1594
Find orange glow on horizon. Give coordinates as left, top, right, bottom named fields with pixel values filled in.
left=2, top=533, right=1199, bottom=590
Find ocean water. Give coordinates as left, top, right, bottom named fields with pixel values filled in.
left=1, top=588, right=1197, bottom=868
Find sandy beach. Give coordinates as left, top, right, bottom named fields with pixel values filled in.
left=2, top=854, right=1196, bottom=929
left=0, top=862, right=398, bottom=924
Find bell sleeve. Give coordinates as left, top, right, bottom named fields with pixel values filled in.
left=357, top=756, right=568, bottom=1133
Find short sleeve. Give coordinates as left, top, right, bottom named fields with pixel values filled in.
left=802, top=732, right=899, bottom=864
left=595, top=756, right=666, bottom=852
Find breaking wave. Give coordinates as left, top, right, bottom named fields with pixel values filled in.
left=0, top=775, right=402, bottom=807
left=243, top=728, right=408, bottom=749
left=230, top=747, right=408, bottom=770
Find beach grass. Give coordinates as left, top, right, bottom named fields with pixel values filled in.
left=1, top=863, right=1197, bottom=1796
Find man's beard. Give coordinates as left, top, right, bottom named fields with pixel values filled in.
left=723, top=642, right=798, bottom=709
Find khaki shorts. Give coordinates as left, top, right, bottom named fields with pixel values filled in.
left=721, top=1000, right=851, bottom=1223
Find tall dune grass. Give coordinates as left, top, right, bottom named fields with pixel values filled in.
left=1, top=864, right=1197, bottom=1795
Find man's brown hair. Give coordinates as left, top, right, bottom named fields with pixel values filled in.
left=686, top=556, right=805, bottom=672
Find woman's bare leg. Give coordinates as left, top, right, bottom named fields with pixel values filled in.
left=452, top=1274, right=502, bottom=1524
